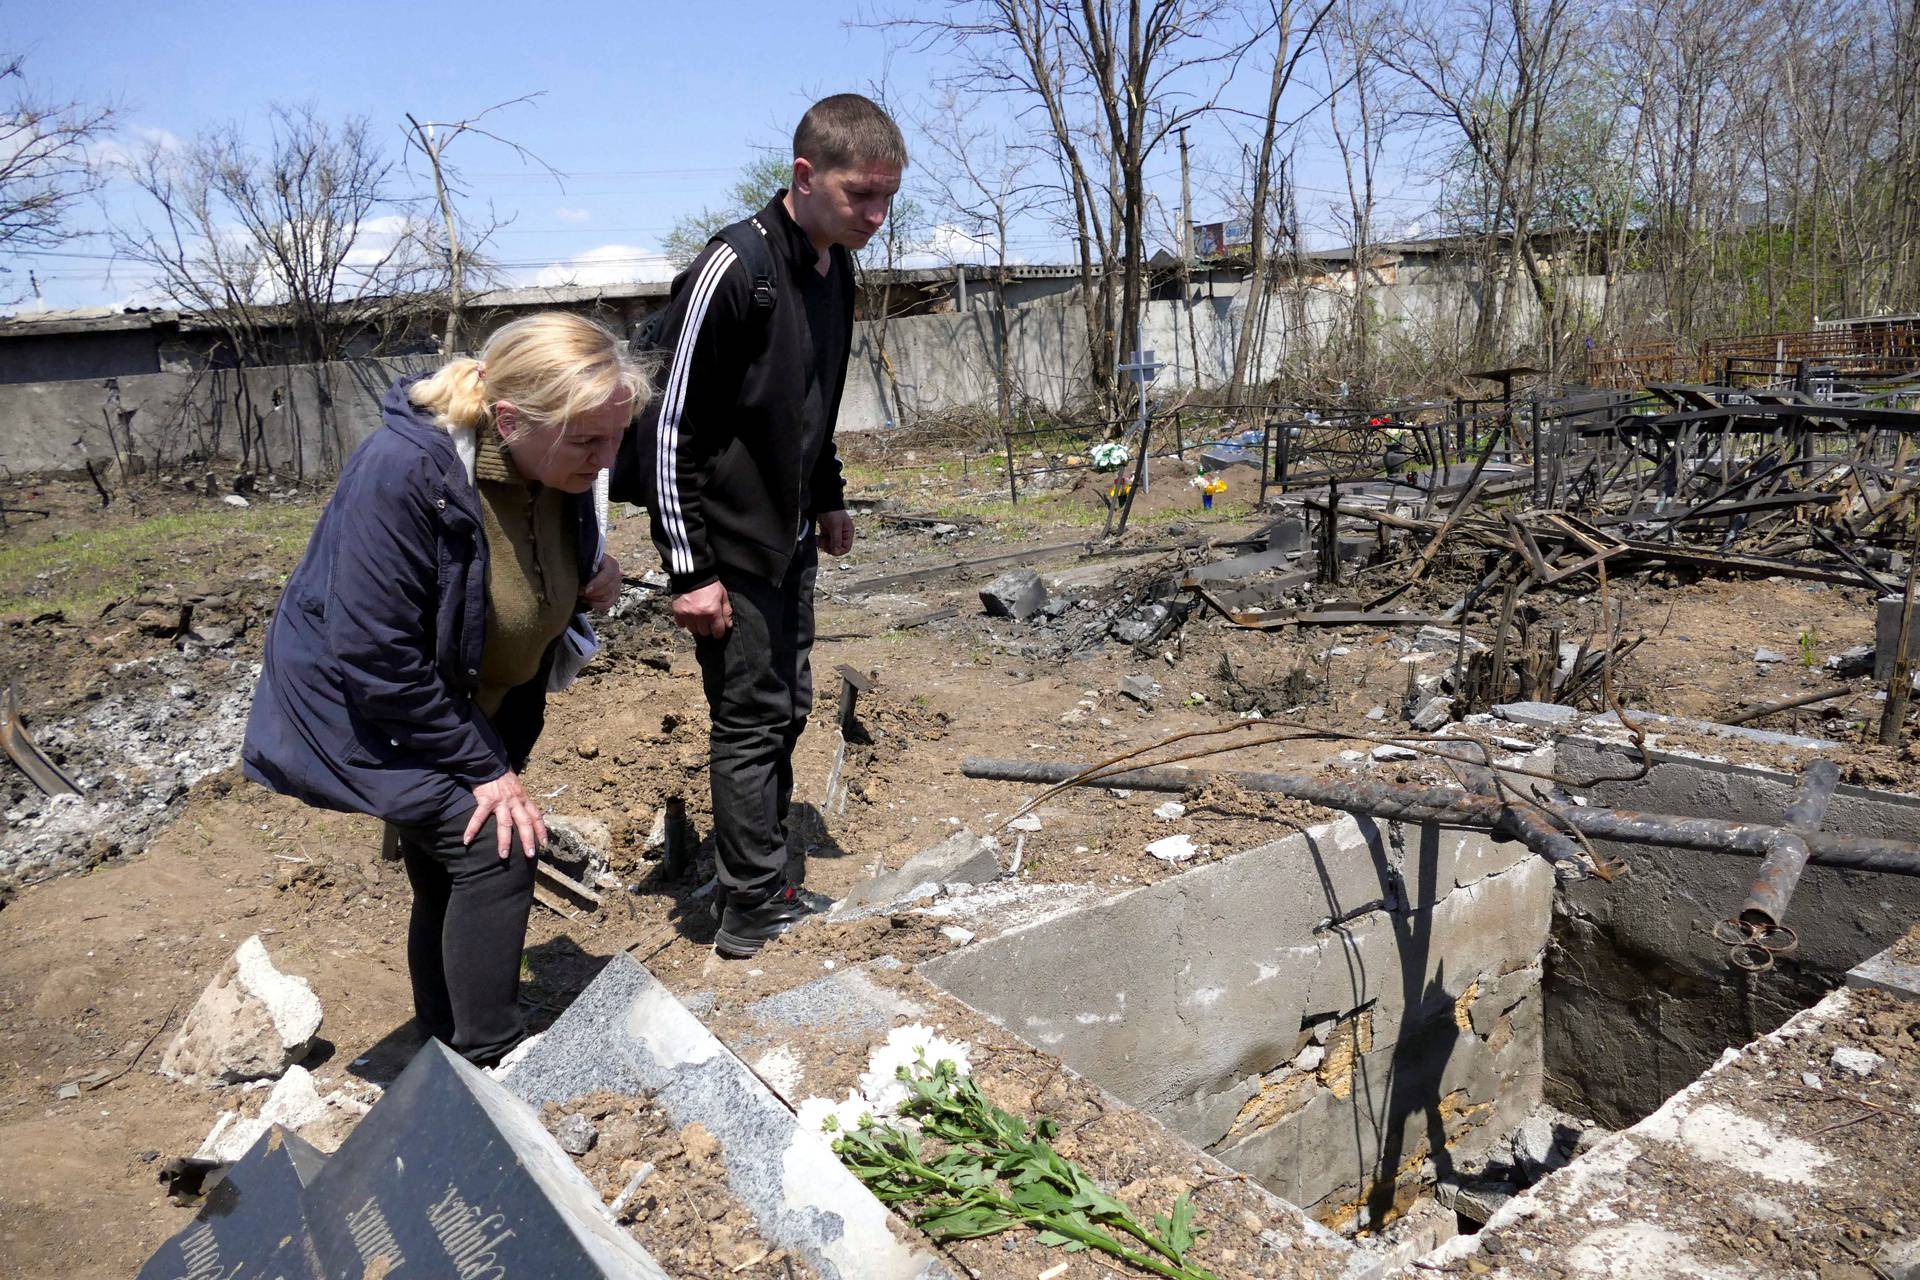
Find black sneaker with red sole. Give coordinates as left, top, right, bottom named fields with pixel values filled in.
left=713, top=883, right=834, bottom=958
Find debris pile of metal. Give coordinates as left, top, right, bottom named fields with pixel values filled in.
left=1162, top=358, right=1920, bottom=730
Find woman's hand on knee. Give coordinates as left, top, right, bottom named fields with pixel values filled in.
left=465, top=771, right=547, bottom=860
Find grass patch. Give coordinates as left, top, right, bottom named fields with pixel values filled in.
left=0, top=502, right=320, bottom=620
left=924, top=491, right=1256, bottom=535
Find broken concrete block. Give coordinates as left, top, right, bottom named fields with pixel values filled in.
left=1830, top=1045, right=1881, bottom=1078
left=193, top=1065, right=370, bottom=1162
left=1145, top=833, right=1199, bottom=862
left=1508, top=1111, right=1562, bottom=1177
left=1118, top=673, right=1161, bottom=704
left=1371, top=743, right=1418, bottom=762
left=1114, top=603, right=1173, bottom=645
left=162, top=936, right=323, bottom=1086
left=555, top=1112, right=598, bottom=1155
left=1753, top=647, right=1786, bottom=664
left=1846, top=930, right=1920, bottom=1004
left=1414, top=625, right=1485, bottom=655
left=544, top=814, right=610, bottom=883
left=1491, top=701, right=1582, bottom=729
left=1435, top=1177, right=1517, bottom=1225
left=835, top=829, right=1000, bottom=915
left=1827, top=644, right=1873, bottom=677
left=1412, top=695, right=1456, bottom=731
left=979, top=569, right=1047, bottom=620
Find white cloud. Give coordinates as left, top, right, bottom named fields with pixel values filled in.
left=88, top=123, right=185, bottom=172
left=530, top=243, right=678, bottom=288
left=136, top=125, right=184, bottom=153
left=553, top=206, right=592, bottom=224
left=891, top=222, right=1030, bottom=271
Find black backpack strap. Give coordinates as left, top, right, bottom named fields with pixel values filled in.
left=715, top=215, right=779, bottom=313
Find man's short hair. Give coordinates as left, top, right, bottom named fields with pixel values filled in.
left=794, top=94, right=908, bottom=173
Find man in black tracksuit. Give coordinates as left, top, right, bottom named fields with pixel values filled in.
left=619, top=94, right=905, bottom=957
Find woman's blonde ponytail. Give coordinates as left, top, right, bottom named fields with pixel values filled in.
left=406, top=314, right=646, bottom=442
left=406, top=356, right=494, bottom=432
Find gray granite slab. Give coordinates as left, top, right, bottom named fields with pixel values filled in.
left=506, top=954, right=953, bottom=1280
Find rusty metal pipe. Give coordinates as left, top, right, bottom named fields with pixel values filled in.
left=1739, top=758, right=1839, bottom=928
left=960, top=757, right=1920, bottom=877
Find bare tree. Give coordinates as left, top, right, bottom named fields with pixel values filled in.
left=1318, top=0, right=1394, bottom=389
left=857, top=190, right=932, bottom=428
left=1381, top=0, right=1588, bottom=363
left=110, top=135, right=277, bottom=468
left=880, top=1, right=1259, bottom=413
left=403, top=94, right=559, bottom=354
left=918, top=89, right=1049, bottom=422
left=662, top=153, right=793, bottom=268
left=0, top=54, right=115, bottom=295
left=1226, top=0, right=1333, bottom=404
left=115, top=106, right=445, bottom=476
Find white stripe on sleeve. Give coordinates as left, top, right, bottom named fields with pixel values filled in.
left=655, top=244, right=739, bottom=576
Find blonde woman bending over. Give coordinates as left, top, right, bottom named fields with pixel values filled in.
left=244, top=313, right=644, bottom=1066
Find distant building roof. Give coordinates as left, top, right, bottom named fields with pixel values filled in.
left=0, top=306, right=181, bottom=337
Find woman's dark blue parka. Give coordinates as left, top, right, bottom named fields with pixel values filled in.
left=242, top=377, right=598, bottom=824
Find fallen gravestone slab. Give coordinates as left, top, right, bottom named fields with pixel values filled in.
left=507, top=953, right=954, bottom=1280
left=138, top=1124, right=329, bottom=1280
left=161, top=934, right=324, bottom=1086
left=302, top=1040, right=669, bottom=1278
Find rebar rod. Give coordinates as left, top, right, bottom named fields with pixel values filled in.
left=960, top=757, right=1920, bottom=877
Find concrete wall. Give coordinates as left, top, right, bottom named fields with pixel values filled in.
left=1545, top=735, right=1920, bottom=1128
left=921, top=812, right=1554, bottom=1227
left=0, top=271, right=1643, bottom=475
left=0, top=355, right=437, bottom=477
left=838, top=271, right=1631, bottom=432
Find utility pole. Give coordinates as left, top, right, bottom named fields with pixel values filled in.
left=1178, top=127, right=1194, bottom=260
left=406, top=114, right=465, bottom=356
left=1177, top=126, right=1200, bottom=389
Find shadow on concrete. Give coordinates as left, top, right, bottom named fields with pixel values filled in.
left=521, top=934, right=613, bottom=1036
left=1326, top=816, right=1461, bottom=1229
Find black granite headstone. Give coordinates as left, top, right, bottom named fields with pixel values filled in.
left=136, top=1125, right=327, bottom=1280
left=137, top=1043, right=667, bottom=1280
left=300, top=1040, right=668, bottom=1279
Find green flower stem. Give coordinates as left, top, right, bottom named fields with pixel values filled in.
left=854, top=1141, right=1220, bottom=1280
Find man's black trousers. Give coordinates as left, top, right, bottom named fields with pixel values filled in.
left=387, top=812, right=534, bottom=1066
left=695, top=536, right=818, bottom=904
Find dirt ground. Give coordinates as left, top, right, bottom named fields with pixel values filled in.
left=0, top=445, right=1913, bottom=1278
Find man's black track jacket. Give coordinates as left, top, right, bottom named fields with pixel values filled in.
left=613, top=192, right=853, bottom=596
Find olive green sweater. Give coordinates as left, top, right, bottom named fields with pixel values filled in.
left=473, top=429, right=576, bottom=716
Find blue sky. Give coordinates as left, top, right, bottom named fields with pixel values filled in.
left=5, top=0, right=1438, bottom=310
